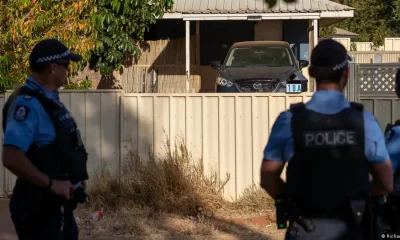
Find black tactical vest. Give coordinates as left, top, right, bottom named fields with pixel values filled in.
left=285, top=102, right=370, bottom=217
left=2, top=85, right=89, bottom=188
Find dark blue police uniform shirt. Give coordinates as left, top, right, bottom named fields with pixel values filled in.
left=3, top=76, right=60, bottom=152
left=386, top=126, right=400, bottom=173
left=263, top=90, right=389, bottom=164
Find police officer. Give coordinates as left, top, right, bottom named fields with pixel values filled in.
left=260, top=39, right=393, bottom=239
left=384, top=68, right=400, bottom=173
left=2, top=39, right=89, bottom=240
left=382, top=68, right=400, bottom=234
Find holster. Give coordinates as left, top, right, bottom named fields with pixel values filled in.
left=69, top=186, right=88, bottom=210
left=286, top=199, right=316, bottom=233
left=350, top=199, right=367, bottom=227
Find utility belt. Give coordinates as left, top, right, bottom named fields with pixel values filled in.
left=12, top=174, right=87, bottom=215
left=275, top=197, right=372, bottom=237
left=13, top=179, right=65, bottom=214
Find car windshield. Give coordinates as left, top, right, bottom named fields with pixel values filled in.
left=224, top=46, right=294, bottom=67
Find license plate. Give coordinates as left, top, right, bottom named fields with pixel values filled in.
left=286, top=84, right=302, bottom=93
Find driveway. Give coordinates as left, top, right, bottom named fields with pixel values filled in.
left=0, top=199, right=17, bottom=240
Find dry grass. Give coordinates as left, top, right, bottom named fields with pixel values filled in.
left=76, top=138, right=279, bottom=239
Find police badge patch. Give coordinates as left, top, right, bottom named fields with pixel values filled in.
left=14, top=105, right=30, bottom=121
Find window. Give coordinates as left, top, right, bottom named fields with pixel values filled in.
left=224, top=47, right=294, bottom=67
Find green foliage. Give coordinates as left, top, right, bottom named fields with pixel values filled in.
left=0, top=0, right=174, bottom=93
left=63, top=79, right=93, bottom=90
left=320, top=0, right=400, bottom=47
left=90, top=0, right=174, bottom=76
left=0, top=0, right=97, bottom=93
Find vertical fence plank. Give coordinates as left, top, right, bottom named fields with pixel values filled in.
left=218, top=96, right=236, bottom=201
left=186, top=96, right=203, bottom=163
left=100, top=92, right=120, bottom=175
left=202, top=96, right=219, bottom=182
left=251, top=96, right=269, bottom=189
left=85, top=92, right=102, bottom=175
left=235, top=96, right=253, bottom=199
left=137, top=96, right=154, bottom=161
left=153, top=96, right=170, bottom=159
left=122, top=95, right=138, bottom=163
left=169, top=96, right=186, bottom=154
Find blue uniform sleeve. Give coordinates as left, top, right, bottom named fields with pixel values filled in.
left=385, top=125, right=400, bottom=173
left=363, top=111, right=390, bottom=164
left=263, top=111, right=293, bottom=162
left=3, top=96, right=40, bottom=152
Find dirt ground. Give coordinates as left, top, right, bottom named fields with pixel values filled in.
left=0, top=199, right=17, bottom=240
left=0, top=199, right=285, bottom=240
left=76, top=206, right=286, bottom=240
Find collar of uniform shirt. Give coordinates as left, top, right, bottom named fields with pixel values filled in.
left=26, top=76, right=60, bottom=100
left=306, top=90, right=350, bottom=115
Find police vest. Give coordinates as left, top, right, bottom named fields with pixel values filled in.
left=2, top=86, right=89, bottom=187
left=285, top=102, right=370, bottom=217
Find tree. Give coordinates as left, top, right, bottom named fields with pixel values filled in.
left=0, top=0, right=173, bottom=92
left=0, top=0, right=97, bottom=92
left=89, top=0, right=173, bottom=85
left=320, top=0, right=399, bottom=47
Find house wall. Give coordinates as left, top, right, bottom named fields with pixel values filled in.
left=254, top=21, right=283, bottom=41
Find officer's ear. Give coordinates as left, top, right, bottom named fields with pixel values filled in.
left=49, top=63, right=57, bottom=75
left=342, top=66, right=349, bottom=79
left=338, top=67, right=349, bottom=90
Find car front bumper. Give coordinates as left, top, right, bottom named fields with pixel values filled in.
left=216, top=80, right=308, bottom=93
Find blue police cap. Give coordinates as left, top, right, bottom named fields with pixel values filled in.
left=309, top=39, right=352, bottom=80
left=29, top=39, right=82, bottom=66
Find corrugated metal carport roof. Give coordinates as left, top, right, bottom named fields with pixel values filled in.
left=168, top=0, right=354, bottom=14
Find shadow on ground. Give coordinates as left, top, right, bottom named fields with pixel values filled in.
left=75, top=203, right=281, bottom=240
left=0, top=199, right=17, bottom=240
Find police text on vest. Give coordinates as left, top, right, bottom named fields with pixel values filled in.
left=304, top=130, right=356, bottom=147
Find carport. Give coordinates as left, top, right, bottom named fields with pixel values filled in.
left=161, top=0, right=355, bottom=92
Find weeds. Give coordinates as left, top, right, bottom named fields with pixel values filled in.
left=82, top=138, right=274, bottom=217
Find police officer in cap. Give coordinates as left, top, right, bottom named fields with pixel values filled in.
left=382, top=68, right=400, bottom=234
left=260, top=39, right=393, bottom=239
left=2, top=39, right=89, bottom=239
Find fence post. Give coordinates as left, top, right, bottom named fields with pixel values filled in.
left=345, top=63, right=359, bottom=103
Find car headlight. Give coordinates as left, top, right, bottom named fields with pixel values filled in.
left=216, top=77, right=234, bottom=87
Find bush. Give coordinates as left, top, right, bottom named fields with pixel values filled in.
left=83, top=138, right=274, bottom=217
